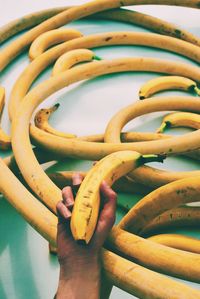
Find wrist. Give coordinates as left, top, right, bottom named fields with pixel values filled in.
left=57, top=259, right=101, bottom=299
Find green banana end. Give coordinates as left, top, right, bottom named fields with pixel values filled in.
left=156, top=121, right=171, bottom=133
left=138, top=154, right=166, bottom=166
left=93, top=55, right=102, bottom=61
left=54, top=103, right=60, bottom=110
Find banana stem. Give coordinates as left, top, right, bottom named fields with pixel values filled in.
left=53, top=103, right=60, bottom=110
left=93, top=55, right=102, bottom=61
left=156, top=121, right=171, bottom=133
left=139, top=154, right=166, bottom=165
left=194, top=86, right=200, bottom=96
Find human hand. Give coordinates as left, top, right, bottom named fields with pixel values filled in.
left=56, top=172, right=117, bottom=299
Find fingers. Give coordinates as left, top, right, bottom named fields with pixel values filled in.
left=56, top=200, right=72, bottom=225
left=92, top=181, right=117, bottom=247
left=57, top=172, right=83, bottom=225
left=72, top=172, right=83, bottom=193
left=62, top=186, right=74, bottom=209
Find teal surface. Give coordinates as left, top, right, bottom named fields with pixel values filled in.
left=0, top=3, right=200, bottom=298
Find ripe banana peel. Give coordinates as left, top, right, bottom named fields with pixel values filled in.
left=71, top=151, right=164, bottom=243
left=139, top=75, right=200, bottom=99
left=34, top=103, right=76, bottom=138
left=157, top=111, right=200, bottom=133
left=0, top=87, right=11, bottom=150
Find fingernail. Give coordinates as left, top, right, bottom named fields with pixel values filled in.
left=72, top=172, right=83, bottom=189
left=63, top=208, right=71, bottom=219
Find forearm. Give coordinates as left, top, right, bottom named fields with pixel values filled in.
left=56, top=260, right=101, bottom=299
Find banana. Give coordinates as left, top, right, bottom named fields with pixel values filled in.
left=29, top=28, right=83, bottom=60
left=0, top=87, right=11, bottom=150
left=2, top=6, right=200, bottom=48
left=141, top=206, right=200, bottom=235
left=157, top=111, right=200, bottom=133
left=148, top=234, right=200, bottom=254
left=1, top=156, right=200, bottom=297
left=119, top=176, right=200, bottom=234
left=139, top=75, right=200, bottom=99
left=52, top=49, right=101, bottom=76
left=10, top=58, right=200, bottom=212
left=108, top=227, right=200, bottom=283
left=71, top=151, right=163, bottom=243
left=34, top=103, right=76, bottom=138
left=9, top=32, right=200, bottom=120
left=0, top=158, right=57, bottom=245
left=1, top=0, right=200, bottom=70
left=102, top=248, right=200, bottom=299
left=48, top=170, right=152, bottom=195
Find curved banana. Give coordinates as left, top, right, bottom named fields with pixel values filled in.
left=10, top=59, right=200, bottom=213
left=1, top=0, right=200, bottom=70
left=71, top=151, right=163, bottom=243
left=34, top=103, right=76, bottom=138
left=157, top=111, right=200, bottom=133
left=148, top=234, right=200, bottom=254
left=1, top=157, right=200, bottom=297
left=119, top=176, right=200, bottom=234
left=141, top=206, right=200, bottom=235
left=139, top=75, right=200, bottom=99
left=9, top=31, right=200, bottom=120
left=2, top=6, right=200, bottom=48
left=10, top=59, right=200, bottom=214
left=48, top=170, right=152, bottom=195
left=102, top=248, right=200, bottom=299
left=108, top=227, right=200, bottom=283
left=52, top=49, right=101, bottom=76
left=0, top=87, right=11, bottom=150
left=29, top=28, right=83, bottom=60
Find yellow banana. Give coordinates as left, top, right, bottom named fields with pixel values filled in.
left=2, top=6, right=200, bottom=48
left=48, top=170, right=152, bottom=195
left=157, top=111, right=200, bottom=133
left=8, top=31, right=200, bottom=120
left=52, top=49, right=101, bottom=76
left=34, top=103, right=76, bottom=138
left=119, top=176, right=200, bottom=234
left=139, top=75, right=200, bottom=99
left=1, top=156, right=200, bottom=297
left=29, top=28, right=83, bottom=60
left=1, top=0, right=200, bottom=70
left=71, top=151, right=164, bottom=243
left=0, top=87, right=11, bottom=150
left=141, top=206, right=200, bottom=235
left=148, top=234, right=200, bottom=254
left=10, top=58, right=200, bottom=213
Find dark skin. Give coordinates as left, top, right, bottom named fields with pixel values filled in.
left=56, top=173, right=117, bottom=299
